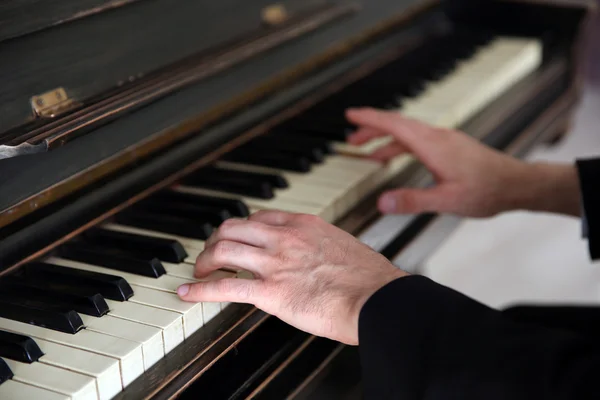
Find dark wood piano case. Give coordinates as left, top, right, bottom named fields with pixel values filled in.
left=0, top=0, right=595, bottom=399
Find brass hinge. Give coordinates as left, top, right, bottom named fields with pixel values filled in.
left=30, top=87, right=80, bottom=118
left=262, top=4, right=290, bottom=26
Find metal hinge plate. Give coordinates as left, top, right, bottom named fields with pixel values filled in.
left=31, top=87, right=79, bottom=118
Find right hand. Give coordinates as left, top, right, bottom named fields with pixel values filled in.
left=345, top=108, right=580, bottom=218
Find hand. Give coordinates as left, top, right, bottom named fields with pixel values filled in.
left=177, top=211, right=408, bottom=345
left=346, top=108, right=581, bottom=218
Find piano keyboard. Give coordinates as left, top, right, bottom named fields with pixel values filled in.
left=0, top=29, right=542, bottom=399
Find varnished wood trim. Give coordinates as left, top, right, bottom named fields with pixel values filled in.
left=0, top=0, right=440, bottom=230
left=285, top=344, right=345, bottom=400
left=245, top=336, right=318, bottom=398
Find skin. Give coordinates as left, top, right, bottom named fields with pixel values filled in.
left=177, top=107, right=582, bottom=345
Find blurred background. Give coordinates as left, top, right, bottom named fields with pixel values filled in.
left=417, top=11, right=600, bottom=309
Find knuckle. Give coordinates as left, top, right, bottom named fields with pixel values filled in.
left=218, top=218, right=238, bottom=232
left=294, top=213, right=322, bottom=225
left=211, top=241, right=234, bottom=262
left=280, top=226, right=305, bottom=245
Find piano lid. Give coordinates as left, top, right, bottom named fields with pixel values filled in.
left=0, top=0, right=441, bottom=223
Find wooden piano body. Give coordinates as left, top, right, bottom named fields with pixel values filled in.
left=0, top=0, right=595, bottom=398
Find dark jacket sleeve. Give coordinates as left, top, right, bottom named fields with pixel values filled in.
left=577, top=158, right=600, bottom=260
left=358, top=276, right=600, bottom=400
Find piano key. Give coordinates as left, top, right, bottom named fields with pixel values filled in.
left=174, top=186, right=334, bottom=222
left=0, top=317, right=144, bottom=387
left=3, top=358, right=97, bottom=400
left=21, top=262, right=133, bottom=302
left=0, top=294, right=84, bottom=334
left=149, top=190, right=250, bottom=217
left=182, top=168, right=277, bottom=199
left=222, top=151, right=312, bottom=173
left=114, top=210, right=213, bottom=241
left=83, top=228, right=188, bottom=263
left=334, top=37, right=542, bottom=157
left=0, top=279, right=109, bottom=317
left=134, top=199, right=232, bottom=226
left=0, top=380, right=69, bottom=400
left=104, top=299, right=184, bottom=354
left=274, top=120, right=353, bottom=141
left=264, top=132, right=334, bottom=154
left=237, top=141, right=325, bottom=163
left=59, top=242, right=167, bottom=278
left=125, top=286, right=205, bottom=338
left=0, top=330, right=43, bottom=364
left=47, top=257, right=231, bottom=324
left=189, top=166, right=288, bottom=189
left=0, top=357, right=12, bottom=384
left=255, top=133, right=332, bottom=157
left=102, top=223, right=205, bottom=256
left=79, top=314, right=164, bottom=370
left=32, top=338, right=122, bottom=400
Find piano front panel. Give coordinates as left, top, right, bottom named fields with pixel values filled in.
left=0, top=2, right=591, bottom=398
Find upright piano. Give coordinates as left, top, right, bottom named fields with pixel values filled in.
left=0, top=0, right=594, bottom=398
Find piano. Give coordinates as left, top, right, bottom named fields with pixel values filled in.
left=0, top=0, right=594, bottom=398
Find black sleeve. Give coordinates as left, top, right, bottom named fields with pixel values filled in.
left=358, top=276, right=600, bottom=400
left=577, top=158, right=600, bottom=260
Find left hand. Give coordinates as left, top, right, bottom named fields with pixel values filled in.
left=177, top=210, right=408, bottom=345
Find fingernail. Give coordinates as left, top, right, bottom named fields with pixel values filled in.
left=177, top=284, right=190, bottom=297
left=380, top=194, right=396, bottom=213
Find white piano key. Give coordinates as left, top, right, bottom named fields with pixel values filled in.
left=105, top=299, right=184, bottom=354
left=47, top=257, right=230, bottom=326
left=126, top=286, right=205, bottom=338
left=34, top=338, right=122, bottom=400
left=4, top=359, right=97, bottom=400
left=0, top=317, right=144, bottom=387
left=162, top=262, right=230, bottom=313
left=173, top=186, right=335, bottom=222
left=335, top=37, right=542, bottom=156
left=0, top=380, right=69, bottom=400
left=101, top=223, right=206, bottom=252
left=79, top=315, right=164, bottom=370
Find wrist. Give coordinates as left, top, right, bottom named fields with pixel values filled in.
left=348, top=267, right=408, bottom=345
left=512, top=161, right=581, bottom=217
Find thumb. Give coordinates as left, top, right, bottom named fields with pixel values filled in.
left=378, top=187, right=453, bottom=214
left=177, top=278, right=261, bottom=305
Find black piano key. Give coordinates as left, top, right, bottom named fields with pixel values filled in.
left=21, top=262, right=134, bottom=302
left=189, top=166, right=288, bottom=189
left=0, top=293, right=83, bottom=334
left=183, top=168, right=275, bottom=199
left=239, top=140, right=325, bottom=163
left=0, top=279, right=109, bottom=317
left=0, top=329, right=44, bottom=363
left=134, top=199, right=232, bottom=226
left=0, top=358, right=13, bottom=385
left=265, top=132, right=334, bottom=154
left=84, top=228, right=187, bottom=263
left=274, top=120, right=353, bottom=142
left=115, top=210, right=214, bottom=240
left=59, top=242, right=166, bottom=278
left=149, top=191, right=250, bottom=217
left=223, top=151, right=312, bottom=173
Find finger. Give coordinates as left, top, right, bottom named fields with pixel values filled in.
left=369, top=143, right=409, bottom=162
left=378, top=186, right=454, bottom=214
left=177, top=278, right=262, bottom=305
left=195, top=240, right=272, bottom=278
left=346, top=127, right=387, bottom=145
left=206, top=218, right=278, bottom=249
left=346, top=108, right=434, bottom=155
left=249, top=209, right=294, bottom=226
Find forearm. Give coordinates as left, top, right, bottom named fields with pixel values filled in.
left=511, top=161, right=581, bottom=217
left=359, top=276, right=600, bottom=400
